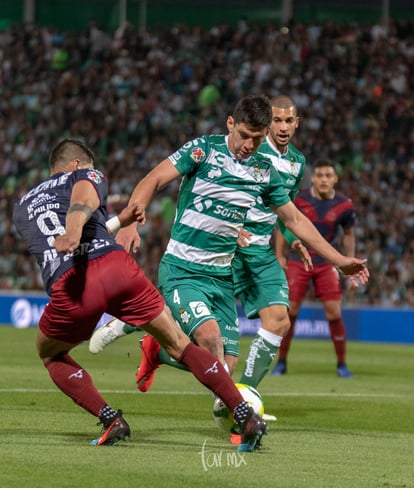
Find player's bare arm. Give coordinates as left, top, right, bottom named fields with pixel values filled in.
left=106, top=203, right=146, bottom=235
left=342, top=227, right=356, bottom=257
left=116, top=159, right=181, bottom=253
left=291, top=240, right=313, bottom=272
left=274, top=227, right=289, bottom=270
left=339, top=227, right=360, bottom=286
left=54, top=180, right=100, bottom=253
left=274, top=227, right=311, bottom=271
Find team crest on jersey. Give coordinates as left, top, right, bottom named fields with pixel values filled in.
left=253, top=164, right=264, bottom=182
left=289, top=159, right=301, bottom=176
left=87, top=170, right=102, bottom=184
left=179, top=307, right=191, bottom=324
left=190, top=147, right=206, bottom=163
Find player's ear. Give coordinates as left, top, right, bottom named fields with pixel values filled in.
left=227, top=116, right=234, bottom=133
left=69, top=159, right=81, bottom=171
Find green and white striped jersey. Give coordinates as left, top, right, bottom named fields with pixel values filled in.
left=160, top=134, right=291, bottom=276
left=237, top=136, right=306, bottom=255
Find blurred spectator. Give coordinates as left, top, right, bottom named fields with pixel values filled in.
left=1, top=19, right=414, bottom=306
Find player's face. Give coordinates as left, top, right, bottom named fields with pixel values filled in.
left=227, top=117, right=268, bottom=160
left=311, top=166, right=338, bottom=198
left=268, top=106, right=299, bottom=153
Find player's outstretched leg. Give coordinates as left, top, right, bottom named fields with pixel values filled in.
left=43, top=352, right=130, bottom=446
left=91, top=410, right=131, bottom=446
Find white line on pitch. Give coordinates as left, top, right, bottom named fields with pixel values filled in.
left=0, top=388, right=412, bottom=398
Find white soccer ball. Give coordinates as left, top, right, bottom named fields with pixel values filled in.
left=213, top=383, right=264, bottom=433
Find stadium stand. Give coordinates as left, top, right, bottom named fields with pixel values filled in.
left=1, top=16, right=413, bottom=306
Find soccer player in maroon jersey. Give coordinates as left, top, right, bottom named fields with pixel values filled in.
left=13, top=138, right=268, bottom=451
left=272, top=159, right=356, bottom=378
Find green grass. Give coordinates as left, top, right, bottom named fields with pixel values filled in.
left=0, top=327, right=413, bottom=488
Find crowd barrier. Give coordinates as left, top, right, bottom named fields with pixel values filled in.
left=1, top=291, right=413, bottom=344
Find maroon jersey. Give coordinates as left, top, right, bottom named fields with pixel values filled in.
left=289, top=188, right=356, bottom=265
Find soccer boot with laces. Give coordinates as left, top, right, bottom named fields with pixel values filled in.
left=238, top=407, right=269, bottom=452
left=89, top=318, right=127, bottom=354
left=136, top=335, right=161, bottom=392
left=91, top=410, right=130, bottom=446
left=270, top=360, right=287, bottom=376
left=337, top=363, right=353, bottom=378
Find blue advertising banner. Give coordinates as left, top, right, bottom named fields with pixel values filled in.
left=1, top=292, right=413, bottom=344
left=0, top=292, right=111, bottom=329
left=237, top=303, right=413, bottom=345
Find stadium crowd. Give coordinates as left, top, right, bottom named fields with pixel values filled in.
left=1, top=17, right=414, bottom=307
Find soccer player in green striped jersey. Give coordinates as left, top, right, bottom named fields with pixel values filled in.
left=234, top=95, right=308, bottom=399
left=89, top=95, right=368, bottom=396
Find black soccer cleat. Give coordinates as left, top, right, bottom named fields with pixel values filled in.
left=238, top=407, right=268, bottom=452
left=91, top=410, right=131, bottom=446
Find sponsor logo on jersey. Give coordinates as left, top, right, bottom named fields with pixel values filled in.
left=279, top=289, right=289, bottom=299
left=213, top=205, right=244, bottom=220
left=190, top=147, right=206, bottom=163
left=27, top=193, right=55, bottom=213
left=189, top=301, right=210, bottom=318
left=87, top=170, right=102, bottom=184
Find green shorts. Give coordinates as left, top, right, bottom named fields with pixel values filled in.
left=232, top=247, right=289, bottom=319
left=158, top=261, right=240, bottom=357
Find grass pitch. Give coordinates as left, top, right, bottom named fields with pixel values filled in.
left=0, top=326, right=413, bottom=488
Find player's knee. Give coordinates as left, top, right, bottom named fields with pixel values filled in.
left=195, top=331, right=223, bottom=357
left=262, top=313, right=291, bottom=336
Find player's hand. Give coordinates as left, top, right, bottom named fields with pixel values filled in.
left=118, top=202, right=146, bottom=227
left=291, top=240, right=313, bottom=272
left=53, top=234, right=80, bottom=253
left=116, top=225, right=141, bottom=253
left=237, top=227, right=252, bottom=247
left=336, top=258, right=369, bottom=286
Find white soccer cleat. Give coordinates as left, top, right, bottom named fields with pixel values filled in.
left=262, top=413, right=277, bottom=421
left=89, top=318, right=127, bottom=354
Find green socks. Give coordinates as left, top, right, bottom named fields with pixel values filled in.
left=239, top=333, right=279, bottom=388
left=123, top=324, right=137, bottom=334
left=158, top=347, right=189, bottom=371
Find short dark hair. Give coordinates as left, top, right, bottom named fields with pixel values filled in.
left=232, top=95, right=272, bottom=128
left=49, top=138, right=95, bottom=170
left=313, top=158, right=336, bottom=171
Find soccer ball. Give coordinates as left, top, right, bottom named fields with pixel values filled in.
left=213, top=383, right=264, bottom=433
